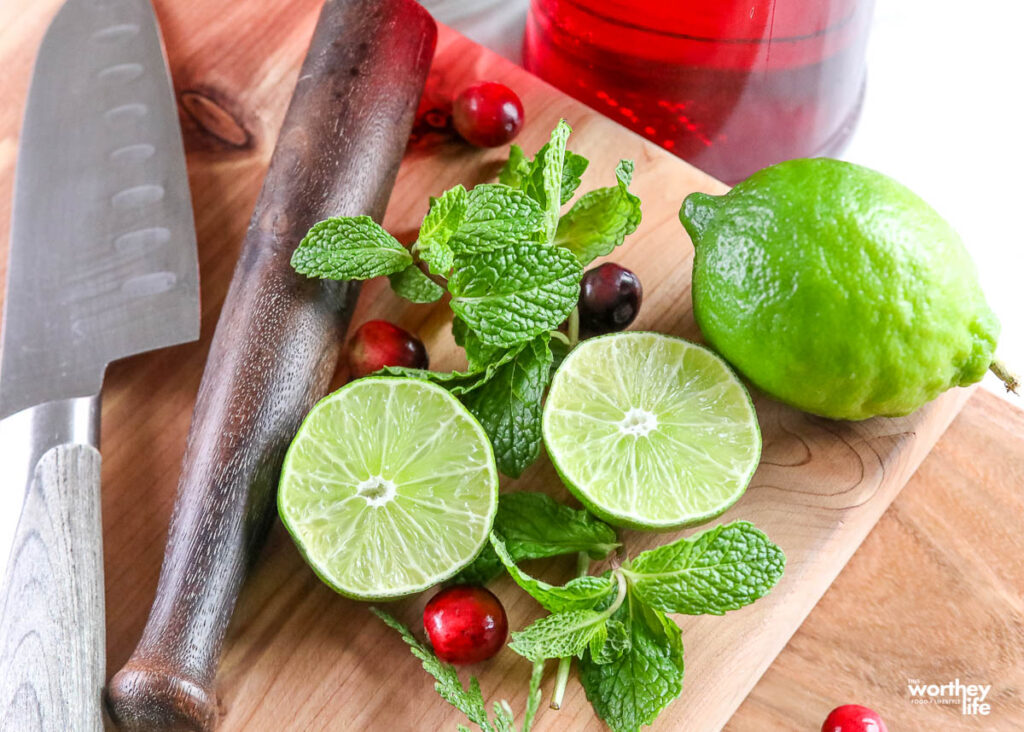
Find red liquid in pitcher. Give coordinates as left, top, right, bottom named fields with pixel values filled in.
left=524, top=0, right=874, bottom=183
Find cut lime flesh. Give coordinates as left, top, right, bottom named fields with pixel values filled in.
left=542, top=332, right=761, bottom=530
left=279, top=377, right=498, bottom=599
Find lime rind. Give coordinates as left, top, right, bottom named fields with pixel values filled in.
left=542, top=332, right=761, bottom=530
left=279, top=377, right=499, bottom=600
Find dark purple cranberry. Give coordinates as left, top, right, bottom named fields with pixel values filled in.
left=578, top=263, right=643, bottom=334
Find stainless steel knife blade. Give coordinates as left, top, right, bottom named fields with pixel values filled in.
left=0, top=4, right=198, bottom=726
left=0, top=0, right=199, bottom=421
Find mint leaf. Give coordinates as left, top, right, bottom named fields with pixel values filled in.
left=379, top=341, right=527, bottom=396
left=291, top=216, right=411, bottom=280
left=523, top=120, right=571, bottom=242
left=448, top=242, right=582, bottom=348
left=499, top=144, right=531, bottom=189
left=589, top=617, right=630, bottom=665
left=449, top=184, right=544, bottom=254
left=493, top=492, right=620, bottom=560
left=624, top=521, right=785, bottom=616
left=421, top=239, right=454, bottom=277
left=452, top=492, right=618, bottom=585
left=491, top=534, right=615, bottom=613
left=502, top=141, right=587, bottom=208
left=460, top=335, right=552, bottom=477
left=417, top=185, right=467, bottom=275
left=554, top=159, right=641, bottom=265
left=578, top=595, right=685, bottom=732
left=509, top=609, right=608, bottom=662
left=388, top=265, right=444, bottom=303
left=453, top=316, right=507, bottom=371
left=449, top=550, right=505, bottom=587
left=560, top=150, right=590, bottom=205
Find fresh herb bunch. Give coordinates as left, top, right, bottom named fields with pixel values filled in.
left=496, top=521, right=785, bottom=732
left=375, top=495, right=785, bottom=732
left=290, top=120, right=642, bottom=477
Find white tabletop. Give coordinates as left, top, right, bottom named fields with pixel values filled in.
left=424, top=0, right=1024, bottom=406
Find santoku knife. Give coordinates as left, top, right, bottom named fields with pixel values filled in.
left=0, top=0, right=199, bottom=729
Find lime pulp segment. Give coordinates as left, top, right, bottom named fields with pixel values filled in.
left=542, top=332, right=761, bottom=530
left=278, top=377, right=499, bottom=599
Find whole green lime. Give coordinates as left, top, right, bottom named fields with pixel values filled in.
left=680, top=158, right=1001, bottom=420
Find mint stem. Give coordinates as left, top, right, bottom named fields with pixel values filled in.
left=549, top=330, right=572, bottom=348
left=551, top=551, right=593, bottom=711
left=567, top=307, right=580, bottom=347
left=991, top=359, right=1020, bottom=395
left=550, top=656, right=571, bottom=710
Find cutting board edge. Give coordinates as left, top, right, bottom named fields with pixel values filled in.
left=709, top=385, right=977, bottom=730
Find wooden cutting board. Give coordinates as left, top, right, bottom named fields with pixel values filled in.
left=0, top=2, right=990, bottom=729
left=733, top=388, right=1024, bottom=731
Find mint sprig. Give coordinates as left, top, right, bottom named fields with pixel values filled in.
left=497, top=520, right=785, bottom=732
left=290, top=120, right=642, bottom=478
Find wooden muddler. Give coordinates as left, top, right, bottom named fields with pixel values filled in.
left=106, top=1, right=436, bottom=729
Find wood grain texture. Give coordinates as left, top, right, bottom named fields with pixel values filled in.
left=0, top=2, right=1012, bottom=731
left=104, top=1, right=435, bottom=729
left=731, top=389, right=1024, bottom=731
left=0, top=444, right=104, bottom=732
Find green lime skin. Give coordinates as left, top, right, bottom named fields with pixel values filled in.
left=680, top=158, right=999, bottom=420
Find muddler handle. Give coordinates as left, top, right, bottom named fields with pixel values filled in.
left=106, top=1, right=436, bottom=729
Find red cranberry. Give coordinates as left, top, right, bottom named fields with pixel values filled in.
left=423, top=586, right=508, bottom=665
left=578, top=263, right=643, bottom=335
left=821, top=705, right=889, bottom=732
left=452, top=82, right=524, bottom=148
left=348, top=320, right=428, bottom=379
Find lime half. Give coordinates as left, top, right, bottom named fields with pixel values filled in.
left=542, top=332, right=761, bottom=530
left=279, top=377, right=498, bottom=599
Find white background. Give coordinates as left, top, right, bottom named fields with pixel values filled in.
left=425, top=0, right=1024, bottom=405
